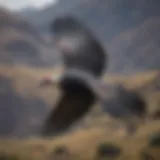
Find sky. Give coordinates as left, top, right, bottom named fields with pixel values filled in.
left=0, top=0, right=59, bottom=11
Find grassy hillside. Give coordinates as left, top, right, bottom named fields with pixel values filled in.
left=0, top=65, right=159, bottom=159
left=0, top=64, right=159, bottom=137
left=0, top=64, right=63, bottom=136
left=0, top=121, right=159, bottom=160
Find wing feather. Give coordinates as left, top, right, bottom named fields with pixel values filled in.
left=41, top=90, right=94, bottom=137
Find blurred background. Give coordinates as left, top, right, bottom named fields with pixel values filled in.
left=0, top=0, right=159, bottom=159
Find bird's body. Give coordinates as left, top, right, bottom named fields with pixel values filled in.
left=51, top=15, right=107, bottom=77
left=40, top=15, right=107, bottom=137
left=41, top=69, right=96, bottom=136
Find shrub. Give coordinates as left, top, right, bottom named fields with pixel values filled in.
left=95, top=142, right=122, bottom=159
left=148, top=132, right=160, bottom=148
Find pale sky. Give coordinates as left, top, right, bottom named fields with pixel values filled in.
left=0, top=0, right=59, bottom=10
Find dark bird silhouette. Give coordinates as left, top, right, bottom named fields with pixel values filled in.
left=40, top=69, right=99, bottom=136
left=39, top=15, right=107, bottom=136
left=51, top=15, right=107, bottom=77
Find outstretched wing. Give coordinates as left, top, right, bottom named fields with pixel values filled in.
left=41, top=90, right=94, bottom=137
left=51, top=15, right=107, bottom=77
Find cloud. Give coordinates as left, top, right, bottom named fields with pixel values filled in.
left=0, top=0, right=58, bottom=10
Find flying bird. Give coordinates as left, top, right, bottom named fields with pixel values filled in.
left=39, top=15, right=107, bottom=136
left=40, top=69, right=102, bottom=136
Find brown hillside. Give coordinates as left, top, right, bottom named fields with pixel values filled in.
left=0, top=64, right=159, bottom=137
left=0, top=64, right=159, bottom=159
left=0, top=120, right=159, bottom=160
left=0, top=64, right=65, bottom=137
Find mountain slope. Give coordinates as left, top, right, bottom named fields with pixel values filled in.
left=19, top=0, right=160, bottom=73
left=108, top=17, right=160, bottom=73
left=0, top=8, right=59, bottom=66
left=0, top=64, right=159, bottom=137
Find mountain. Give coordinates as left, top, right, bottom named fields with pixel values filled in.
left=19, top=0, right=160, bottom=73
left=0, top=64, right=159, bottom=137
left=0, top=64, right=60, bottom=137
left=0, top=8, right=59, bottom=66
